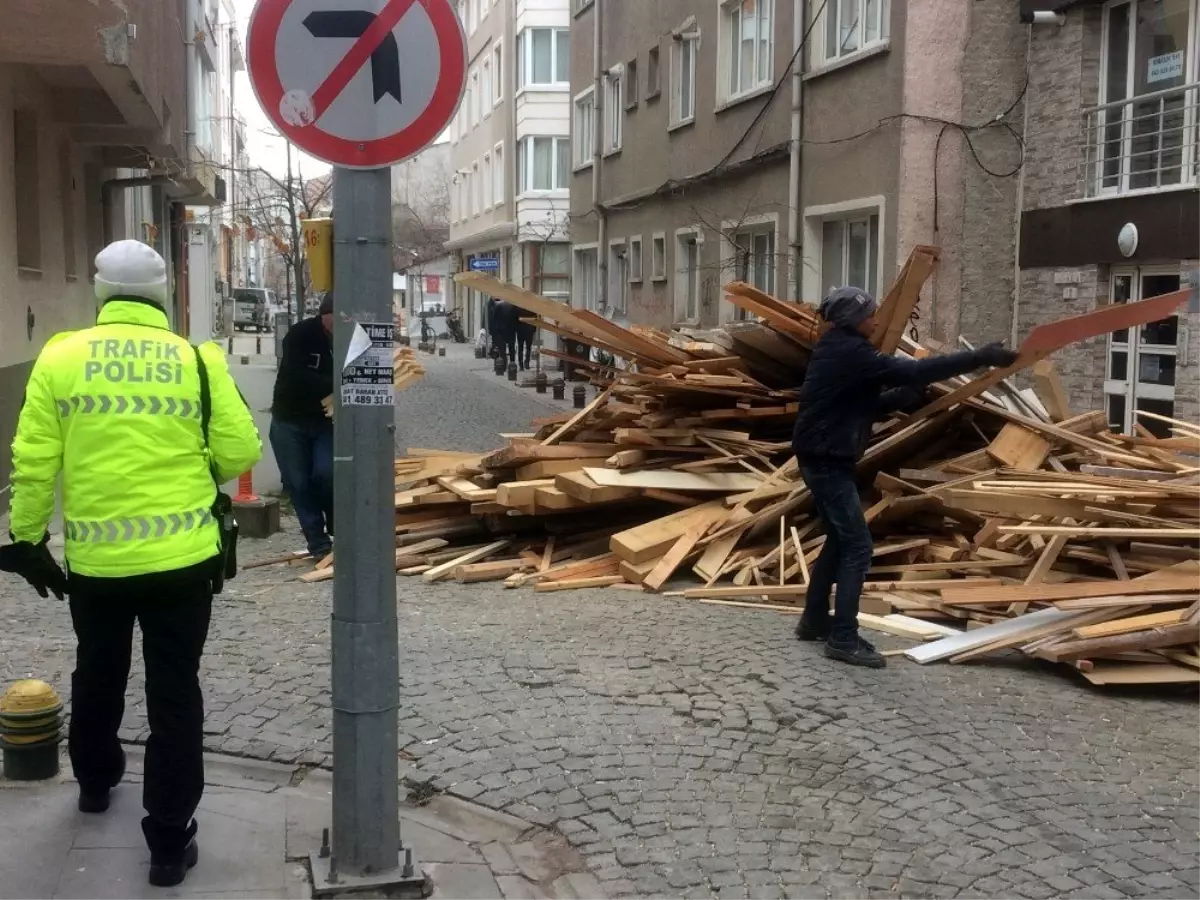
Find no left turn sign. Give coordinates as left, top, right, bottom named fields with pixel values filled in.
left=247, top=0, right=466, bottom=168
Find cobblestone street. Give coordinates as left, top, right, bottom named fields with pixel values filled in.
left=2, top=348, right=1197, bottom=899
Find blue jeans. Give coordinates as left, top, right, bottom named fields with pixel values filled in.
left=799, top=460, right=873, bottom=646
left=270, top=418, right=333, bottom=554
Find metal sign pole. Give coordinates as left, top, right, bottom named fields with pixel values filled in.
left=329, top=165, right=401, bottom=880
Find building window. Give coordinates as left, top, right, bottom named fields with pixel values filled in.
left=482, top=58, right=492, bottom=118
left=483, top=153, right=492, bottom=209
left=1088, top=0, right=1196, bottom=197
left=625, top=58, right=639, bottom=109
left=675, top=230, right=702, bottom=322
left=471, top=161, right=480, bottom=216
left=671, top=31, right=698, bottom=125
left=492, top=43, right=503, bottom=104
left=647, top=46, right=662, bottom=99
left=604, top=70, right=623, bottom=152
left=574, top=88, right=596, bottom=167
left=575, top=247, right=599, bottom=310
left=470, top=68, right=480, bottom=125
left=517, top=136, right=570, bottom=192
left=493, top=142, right=505, bottom=206
left=517, top=28, right=570, bottom=89
left=651, top=233, right=667, bottom=280
left=819, top=0, right=889, bottom=63
left=609, top=242, right=629, bottom=313
left=1105, top=269, right=1182, bottom=434
left=538, top=243, right=571, bottom=295
left=730, top=225, right=775, bottom=319
left=59, top=139, right=76, bottom=278
left=629, top=236, right=643, bottom=282
left=722, top=0, right=773, bottom=100
left=820, top=213, right=879, bottom=297
left=13, top=110, right=41, bottom=270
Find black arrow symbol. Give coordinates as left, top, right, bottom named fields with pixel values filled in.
left=304, top=10, right=402, bottom=105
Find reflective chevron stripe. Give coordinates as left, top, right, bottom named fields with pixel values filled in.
left=57, top=395, right=199, bottom=419
left=64, top=507, right=214, bottom=543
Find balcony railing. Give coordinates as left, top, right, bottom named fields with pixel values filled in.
left=1080, top=82, right=1199, bottom=199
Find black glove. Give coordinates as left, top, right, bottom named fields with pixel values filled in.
left=0, top=535, right=67, bottom=601
left=975, top=342, right=1020, bottom=368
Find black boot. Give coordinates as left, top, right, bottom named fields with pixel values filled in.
left=824, top=636, right=887, bottom=668
left=794, top=618, right=829, bottom=642
left=78, top=748, right=126, bottom=813
left=144, top=818, right=199, bottom=887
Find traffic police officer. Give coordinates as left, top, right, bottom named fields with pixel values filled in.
left=0, top=240, right=261, bottom=886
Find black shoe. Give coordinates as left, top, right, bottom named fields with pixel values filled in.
left=824, top=637, right=887, bottom=668
left=148, top=838, right=199, bottom=887
left=78, top=749, right=126, bottom=813
left=794, top=619, right=829, bottom=642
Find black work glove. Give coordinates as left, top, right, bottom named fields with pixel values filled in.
left=974, top=342, right=1020, bottom=368
left=877, top=384, right=929, bottom=416
left=0, top=535, right=67, bottom=600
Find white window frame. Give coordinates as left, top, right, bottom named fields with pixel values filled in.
left=483, top=152, right=492, bottom=210
left=719, top=0, right=775, bottom=106
left=573, top=243, right=600, bottom=311
left=670, top=24, right=700, bottom=128
left=492, top=41, right=504, bottom=106
left=801, top=196, right=886, bottom=302
left=573, top=87, right=596, bottom=169
left=629, top=235, right=644, bottom=282
left=651, top=232, right=667, bottom=281
left=517, top=27, right=571, bottom=91
left=811, top=0, right=890, bottom=70
left=673, top=226, right=705, bottom=323
left=493, top=141, right=505, bottom=207
left=720, top=213, right=779, bottom=319
left=517, top=136, right=571, bottom=194
left=482, top=56, right=493, bottom=120
left=471, top=161, right=480, bottom=216
left=604, top=67, right=623, bottom=153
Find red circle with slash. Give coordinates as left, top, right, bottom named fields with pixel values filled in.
left=248, top=0, right=466, bottom=168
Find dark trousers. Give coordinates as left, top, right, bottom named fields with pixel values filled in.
left=497, top=330, right=516, bottom=367
left=270, top=417, right=334, bottom=554
left=517, top=332, right=533, bottom=369
left=799, top=460, right=873, bottom=646
left=68, top=565, right=213, bottom=856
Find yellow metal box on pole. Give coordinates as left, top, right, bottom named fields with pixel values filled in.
left=301, top=217, right=334, bottom=293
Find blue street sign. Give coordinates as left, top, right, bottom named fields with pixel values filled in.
left=469, top=257, right=500, bottom=272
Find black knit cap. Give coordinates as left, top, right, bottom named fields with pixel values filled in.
left=318, top=293, right=334, bottom=315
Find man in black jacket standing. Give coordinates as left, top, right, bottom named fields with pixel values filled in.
left=791, top=286, right=1018, bottom=668
left=270, top=294, right=335, bottom=557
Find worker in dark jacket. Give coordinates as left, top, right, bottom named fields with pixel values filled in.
left=492, top=299, right=519, bottom=368
left=516, top=318, right=537, bottom=370
left=270, top=293, right=335, bottom=557
left=792, top=286, right=1018, bottom=668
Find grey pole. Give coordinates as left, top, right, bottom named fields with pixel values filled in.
left=330, top=165, right=399, bottom=877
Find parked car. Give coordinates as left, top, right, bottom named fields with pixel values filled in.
left=232, top=288, right=277, bottom=332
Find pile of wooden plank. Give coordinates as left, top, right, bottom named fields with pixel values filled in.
left=255, top=248, right=1198, bottom=688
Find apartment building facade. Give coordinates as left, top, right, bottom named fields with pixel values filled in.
left=0, top=0, right=224, bottom=484
left=447, top=0, right=573, bottom=337
left=569, top=0, right=1025, bottom=349
left=1018, top=0, right=1199, bottom=432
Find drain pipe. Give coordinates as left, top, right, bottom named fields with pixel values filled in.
left=593, top=0, right=607, bottom=312
left=787, top=0, right=804, bottom=301
left=1011, top=24, right=1032, bottom=349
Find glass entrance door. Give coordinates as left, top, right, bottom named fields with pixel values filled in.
left=1104, top=269, right=1181, bottom=436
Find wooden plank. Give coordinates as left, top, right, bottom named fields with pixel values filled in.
left=870, top=245, right=938, bottom=354
left=676, top=578, right=1003, bottom=600
left=1081, top=662, right=1200, bottom=685
left=997, top=525, right=1200, bottom=539
left=554, top=471, right=641, bottom=504
left=533, top=575, right=627, bottom=592
left=515, top=458, right=609, bottom=480
left=986, top=422, right=1053, bottom=471
left=610, top=499, right=728, bottom=564
left=453, top=560, right=528, bottom=583
left=1072, top=608, right=1189, bottom=639
left=542, top=386, right=612, bottom=445
left=422, top=540, right=511, bottom=583
left=496, top=479, right=556, bottom=507
left=693, top=508, right=750, bottom=582
left=939, top=575, right=1199, bottom=606
left=1031, top=359, right=1072, bottom=422
left=582, top=467, right=761, bottom=492
left=905, top=607, right=1078, bottom=664
left=643, top=518, right=715, bottom=592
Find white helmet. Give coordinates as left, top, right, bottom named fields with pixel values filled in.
left=94, top=240, right=169, bottom=307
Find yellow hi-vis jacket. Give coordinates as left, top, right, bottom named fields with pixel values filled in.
left=9, top=299, right=263, bottom=578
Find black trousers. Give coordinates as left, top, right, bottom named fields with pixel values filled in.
left=68, top=562, right=213, bottom=856
left=517, top=332, right=533, bottom=369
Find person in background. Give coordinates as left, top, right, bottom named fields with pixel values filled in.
left=516, top=317, right=537, bottom=371
left=492, top=299, right=519, bottom=369
left=0, top=240, right=261, bottom=887
left=270, top=294, right=334, bottom=558
left=791, top=286, right=1018, bottom=669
